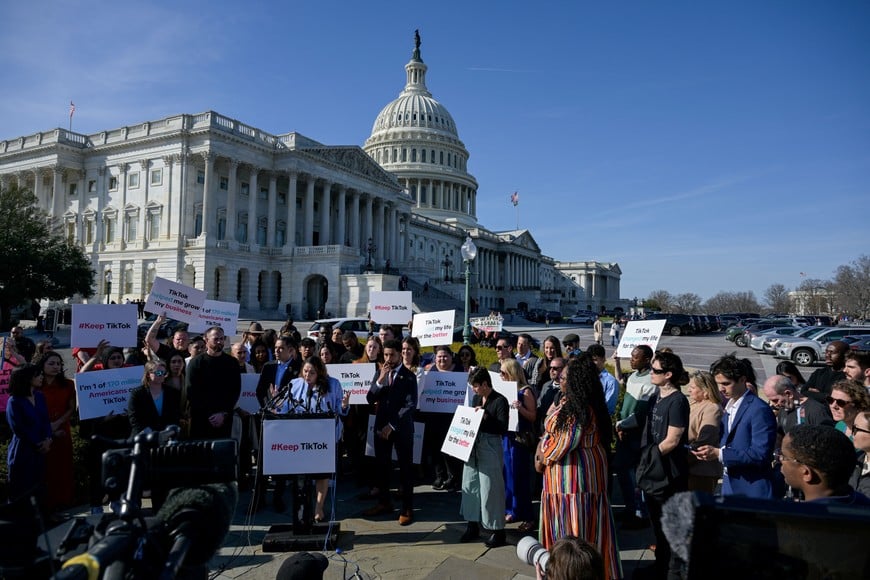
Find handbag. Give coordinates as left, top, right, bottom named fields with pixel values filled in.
left=515, top=429, right=538, bottom=450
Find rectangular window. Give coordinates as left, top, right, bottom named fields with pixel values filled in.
left=219, top=176, right=228, bottom=190
left=258, top=187, right=268, bottom=200
left=105, top=218, right=115, bottom=243
left=237, top=222, right=248, bottom=243
left=69, top=183, right=78, bottom=196
left=149, top=214, right=160, bottom=240
left=240, top=182, right=250, bottom=195
left=150, top=169, right=162, bottom=186
left=128, top=172, right=140, bottom=188
left=124, top=271, right=134, bottom=294
left=66, top=222, right=75, bottom=243
left=278, top=191, right=287, bottom=205
left=88, top=180, right=97, bottom=192
left=126, top=215, right=138, bottom=241
left=217, top=217, right=226, bottom=240
left=197, top=171, right=205, bottom=184
left=85, top=220, right=94, bottom=244
left=257, top=224, right=267, bottom=245
left=109, top=176, right=118, bottom=190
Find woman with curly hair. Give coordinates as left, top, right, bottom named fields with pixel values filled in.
left=531, top=335, right=563, bottom=390
left=534, top=354, right=620, bottom=579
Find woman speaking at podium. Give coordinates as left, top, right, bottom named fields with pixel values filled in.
left=273, top=356, right=350, bottom=521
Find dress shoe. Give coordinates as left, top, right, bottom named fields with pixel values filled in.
left=431, top=479, right=445, bottom=490
left=363, top=502, right=394, bottom=517
left=398, top=509, right=413, bottom=526
left=459, top=521, right=480, bottom=543
left=484, top=529, right=506, bottom=548
left=441, top=477, right=457, bottom=491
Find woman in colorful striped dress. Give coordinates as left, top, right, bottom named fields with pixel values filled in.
left=535, top=353, right=621, bottom=579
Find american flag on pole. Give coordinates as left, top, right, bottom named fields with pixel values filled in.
left=510, top=191, right=519, bottom=206
left=69, top=101, right=75, bottom=119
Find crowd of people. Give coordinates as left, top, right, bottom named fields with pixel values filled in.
left=5, top=318, right=870, bottom=579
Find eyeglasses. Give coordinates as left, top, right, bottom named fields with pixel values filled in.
left=651, top=367, right=667, bottom=375
left=151, top=369, right=167, bottom=377
left=853, top=425, right=870, bottom=436
left=826, top=396, right=852, bottom=408
left=774, top=450, right=802, bottom=464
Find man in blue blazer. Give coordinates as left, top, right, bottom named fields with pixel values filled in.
left=693, top=354, right=777, bottom=498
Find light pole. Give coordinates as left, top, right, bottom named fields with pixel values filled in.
left=104, top=270, right=113, bottom=304
left=460, top=235, right=478, bottom=345
left=365, top=238, right=377, bottom=272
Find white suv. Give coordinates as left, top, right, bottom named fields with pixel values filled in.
left=775, top=327, right=870, bottom=366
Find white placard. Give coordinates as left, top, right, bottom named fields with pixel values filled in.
left=441, top=405, right=484, bottom=463
left=616, top=319, right=668, bottom=358
left=71, top=304, right=138, bottom=348
left=75, top=366, right=144, bottom=420
left=188, top=299, right=240, bottom=335
left=369, top=291, right=414, bottom=325
left=411, top=309, right=455, bottom=347
left=236, top=373, right=261, bottom=414
left=365, top=416, right=424, bottom=464
left=489, top=371, right=520, bottom=432
left=262, top=417, right=336, bottom=475
left=418, top=371, right=469, bottom=413
left=144, top=277, right=207, bottom=326
left=469, top=314, right=504, bottom=333
left=328, top=363, right=375, bottom=405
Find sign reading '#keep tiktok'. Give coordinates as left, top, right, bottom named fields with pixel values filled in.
left=369, top=291, right=413, bottom=325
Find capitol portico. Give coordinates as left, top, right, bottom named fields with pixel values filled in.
left=0, top=34, right=624, bottom=319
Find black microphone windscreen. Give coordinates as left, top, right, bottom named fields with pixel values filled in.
left=156, top=483, right=238, bottom=566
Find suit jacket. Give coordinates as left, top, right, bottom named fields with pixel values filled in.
left=517, top=354, right=538, bottom=382
left=720, top=390, right=777, bottom=499
left=367, top=364, right=417, bottom=432
left=128, top=385, right=182, bottom=436
left=256, top=358, right=301, bottom=408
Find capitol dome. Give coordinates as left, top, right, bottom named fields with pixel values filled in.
left=364, top=33, right=478, bottom=228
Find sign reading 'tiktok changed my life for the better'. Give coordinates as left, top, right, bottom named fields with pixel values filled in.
left=441, top=405, right=484, bottom=463
left=615, top=319, right=667, bottom=358
left=412, top=310, right=455, bottom=347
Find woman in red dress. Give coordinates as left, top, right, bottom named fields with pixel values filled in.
left=36, top=351, right=76, bottom=512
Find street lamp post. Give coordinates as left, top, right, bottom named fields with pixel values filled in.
left=460, top=235, right=478, bottom=345
left=365, top=238, right=377, bottom=272
left=105, top=271, right=113, bottom=304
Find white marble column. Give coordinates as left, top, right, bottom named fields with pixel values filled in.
left=118, top=164, right=128, bottom=247
left=247, top=166, right=259, bottom=245
left=51, top=166, right=63, bottom=218
left=363, top=195, right=373, bottom=254
left=138, top=160, right=149, bottom=242
left=336, top=185, right=346, bottom=247
left=200, top=153, right=214, bottom=240
left=225, top=160, right=239, bottom=243
left=267, top=173, right=277, bottom=246
left=285, top=171, right=297, bottom=248
left=349, top=189, right=360, bottom=249
left=303, top=176, right=315, bottom=246
left=319, top=180, right=331, bottom=245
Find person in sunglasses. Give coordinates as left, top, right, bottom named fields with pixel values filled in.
left=693, top=353, right=776, bottom=499
left=827, top=380, right=870, bottom=440
left=488, top=338, right=515, bottom=372
left=127, top=360, right=182, bottom=437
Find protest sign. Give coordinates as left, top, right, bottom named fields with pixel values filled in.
left=616, top=319, right=667, bottom=358
left=489, top=371, right=520, bottom=432
left=365, top=416, right=424, bottom=464
left=418, top=371, right=469, bottom=413
left=262, top=417, right=336, bottom=475
left=144, top=277, right=206, bottom=326
left=71, top=304, right=138, bottom=347
left=237, top=373, right=261, bottom=414
left=411, top=310, right=455, bottom=347
left=369, top=291, right=413, bottom=325
left=441, top=405, right=484, bottom=463
left=329, top=363, right=375, bottom=405
left=188, top=299, right=240, bottom=335
left=75, top=366, right=144, bottom=420
left=469, top=313, right=504, bottom=333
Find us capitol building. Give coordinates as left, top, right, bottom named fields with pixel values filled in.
left=0, top=34, right=623, bottom=320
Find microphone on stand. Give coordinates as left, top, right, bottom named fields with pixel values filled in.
left=264, top=383, right=291, bottom=412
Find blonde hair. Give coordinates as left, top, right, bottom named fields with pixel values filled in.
left=500, top=358, right=529, bottom=388
left=689, top=370, right=723, bottom=405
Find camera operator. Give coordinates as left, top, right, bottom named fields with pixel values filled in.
left=538, top=536, right=604, bottom=580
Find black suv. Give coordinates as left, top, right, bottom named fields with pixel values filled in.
left=644, top=313, right=694, bottom=336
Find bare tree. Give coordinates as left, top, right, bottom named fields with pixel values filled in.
left=797, top=278, right=831, bottom=315
left=645, top=290, right=673, bottom=312
left=703, top=291, right=762, bottom=314
left=673, top=292, right=702, bottom=314
left=763, top=283, right=791, bottom=314
left=831, top=255, right=870, bottom=319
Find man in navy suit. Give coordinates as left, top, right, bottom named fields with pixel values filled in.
left=363, top=339, right=418, bottom=525
left=693, top=354, right=777, bottom=498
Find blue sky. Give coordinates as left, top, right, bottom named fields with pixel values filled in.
left=1, top=1, right=867, bottom=302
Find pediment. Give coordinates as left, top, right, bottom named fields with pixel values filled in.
left=301, top=146, right=400, bottom=189
left=496, top=229, right=541, bottom=254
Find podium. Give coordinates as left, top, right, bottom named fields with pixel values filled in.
left=258, top=412, right=339, bottom=552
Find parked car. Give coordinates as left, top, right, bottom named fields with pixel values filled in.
left=735, top=320, right=799, bottom=347
left=644, top=313, right=694, bottom=336
left=545, top=311, right=563, bottom=324
left=848, top=336, right=870, bottom=354
left=307, top=317, right=371, bottom=340
left=137, top=314, right=188, bottom=341
left=749, top=326, right=801, bottom=351
left=566, top=311, right=596, bottom=324
left=761, top=326, right=819, bottom=354
left=775, top=327, right=870, bottom=366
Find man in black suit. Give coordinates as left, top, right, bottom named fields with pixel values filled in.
left=253, top=335, right=301, bottom=512
left=363, top=339, right=418, bottom=525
